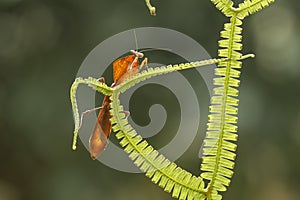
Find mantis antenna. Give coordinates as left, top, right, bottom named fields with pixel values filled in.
left=133, top=29, right=139, bottom=52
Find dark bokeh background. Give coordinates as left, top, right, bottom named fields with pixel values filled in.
left=1, top=0, right=299, bottom=200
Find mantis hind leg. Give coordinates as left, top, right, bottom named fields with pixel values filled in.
left=78, top=77, right=106, bottom=129
left=79, top=106, right=103, bottom=129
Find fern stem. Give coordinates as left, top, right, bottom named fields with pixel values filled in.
left=145, top=0, right=156, bottom=16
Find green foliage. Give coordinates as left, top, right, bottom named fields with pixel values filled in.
left=200, top=1, right=275, bottom=198
left=70, top=0, right=275, bottom=199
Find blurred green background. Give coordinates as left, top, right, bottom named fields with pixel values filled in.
left=1, top=0, right=299, bottom=200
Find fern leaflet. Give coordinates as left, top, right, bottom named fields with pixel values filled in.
left=237, top=0, right=275, bottom=19
left=210, top=0, right=235, bottom=17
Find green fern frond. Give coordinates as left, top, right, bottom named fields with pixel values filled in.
left=114, top=58, right=228, bottom=94
left=237, top=0, right=275, bottom=19
left=110, top=93, right=207, bottom=200
left=202, top=0, right=274, bottom=197
left=200, top=15, right=243, bottom=195
left=70, top=77, right=112, bottom=150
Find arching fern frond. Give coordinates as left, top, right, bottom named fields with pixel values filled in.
left=114, top=56, right=254, bottom=95
left=70, top=77, right=112, bottom=150
left=109, top=92, right=207, bottom=200
left=114, top=58, right=229, bottom=94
